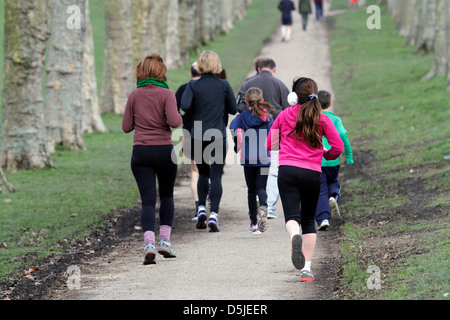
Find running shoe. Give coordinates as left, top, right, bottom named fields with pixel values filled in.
left=196, top=208, right=207, bottom=229
left=208, top=212, right=220, bottom=232
left=143, top=243, right=157, bottom=265
left=291, top=234, right=305, bottom=270
left=318, top=219, right=330, bottom=231
left=300, top=269, right=315, bottom=282
left=267, top=211, right=278, bottom=219
left=329, top=197, right=341, bottom=219
left=249, top=224, right=262, bottom=236
left=157, top=240, right=176, bottom=258
left=258, top=206, right=268, bottom=232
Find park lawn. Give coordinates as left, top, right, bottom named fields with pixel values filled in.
left=0, top=0, right=279, bottom=282
left=329, top=3, right=449, bottom=299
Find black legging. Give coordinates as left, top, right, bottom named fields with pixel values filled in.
left=243, top=166, right=268, bottom=225
left=277, top=165, right=320, bottom=234
left=192, top=138, right=227, bottom=214
left=131, top=145, right=177, bottom=233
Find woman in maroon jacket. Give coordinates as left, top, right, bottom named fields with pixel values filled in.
left=122, top=54, right=182, bottom=265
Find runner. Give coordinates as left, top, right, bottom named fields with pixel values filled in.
left=266, top=77, right=343, bottom=281
left=122, top=54, right=183, bottom=265
left=181, top=51, right=237, bottom=232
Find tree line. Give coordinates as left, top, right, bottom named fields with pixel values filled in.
left=0, top=0, right=251, bottom=193
left=381, top=0, right=450, bottom=89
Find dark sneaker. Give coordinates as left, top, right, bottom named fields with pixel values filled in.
left=208, top=212, right=220, bottom=232
left=300, top=269, right=315, bottom=282
left=157, top=240, right=176, bottom=258
left=329, top=197, right=341, bottom=219
left=196, top=209, right=207, bottom=229
left=143, top=243, right=156, bottom=265
left=291, top=234, right=305, bottom=270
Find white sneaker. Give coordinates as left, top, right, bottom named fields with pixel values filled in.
left=318, top=219, right=330, bottom=231
left=249, top=224, right=262, bottom=236
left=208, top=212, right=219, bottom=232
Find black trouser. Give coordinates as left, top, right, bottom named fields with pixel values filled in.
left=278, top=166, right=320, bottom=234
left=192, top=138, right=227, bottom=214
left=131, top=145, right=177, bottom=233
left=243, top=166, right=269, bottom=225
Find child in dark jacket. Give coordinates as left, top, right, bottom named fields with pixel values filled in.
left=230, top=88, right=274, bottom=235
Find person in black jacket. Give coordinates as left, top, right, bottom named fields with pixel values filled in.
left=299, top=0, right=312, bottom=31
left=278, top=0, right=296, bottom=42
left=181, top=51, right=237, bottom=232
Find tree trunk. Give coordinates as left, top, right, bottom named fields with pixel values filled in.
left=422, top=0, right=447, bottom=80
left=397, top=0, right=418, bottom=38
left=221, top=0, right=234, bottom=34
left=45, top=0, right=86, bottom=153
left=178, top=0, right=202, bottom=63
left=132, top=0, right=152, bottom=66
left=404, top=0, right=421, bottom=46
left=82, top=0, right=108, bottom=134
left=100, top=0, right=134, bottom=114
left=414, top=0, right=437, bottom=55
left=0, top=167, right=14, bottom=194
left=447, top=0, right=450, bottom=90
left=1, top=0, right=52, bottom=172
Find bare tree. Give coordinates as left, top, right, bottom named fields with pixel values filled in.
left=1, top=0, right=52, bottom=172
left=100, top=0, right=134, bottom=114
left=44, top=0, right=86, bottom=153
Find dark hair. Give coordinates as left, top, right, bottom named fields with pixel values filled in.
left=318, top=90, right=331, bottom=110
left=190, top=63, right=200, bottom=78
left=136, top=54, right=167, bottom=82
left=215, top=69, right=227, bottom=79
left=258, top=58, right=276, bottom=70
left=245, top=87, right=274, bottom=118
left=288, top=77, right=322, bottom=149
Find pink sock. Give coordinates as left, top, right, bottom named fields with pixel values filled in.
left=144, top=231, right=155, bottom=246
left=159, top=225, right=172, bottom=242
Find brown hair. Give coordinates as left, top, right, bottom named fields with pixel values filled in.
left=135, top=54, right=167, bottom=82
left=245, top=87, right=274, bottom=118
left=197, top=51, right=222, bottom=74
left=318, top=90, right=332, bottom=110
left=289, top=78, right=322, bottom=149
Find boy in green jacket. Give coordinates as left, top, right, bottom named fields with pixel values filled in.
left=316, top=91, right=354, bottom=230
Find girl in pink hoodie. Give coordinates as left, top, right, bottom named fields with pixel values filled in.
left=266, top=77, right=343, bottom=281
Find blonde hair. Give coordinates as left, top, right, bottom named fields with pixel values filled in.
left=197, top=51, right=222, bottom=74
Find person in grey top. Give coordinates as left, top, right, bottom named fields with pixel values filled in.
left=236, top=58, right=290, bottom=120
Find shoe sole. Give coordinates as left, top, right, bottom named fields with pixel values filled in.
left=143, top=252, right=156, bottom=265
left=158, top=250, right=176, bottom=259
left=291, top=234, right=305, bottom=270
left=329, top=198, right=341, bottom=219
left=300, top=276, right=315, bottom=282
left=196, top=213, right=207, bottom=229
left=208, top=220, right=220, bottom=232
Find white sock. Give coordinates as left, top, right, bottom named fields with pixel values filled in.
left=302, top=261, right=312, bottom=272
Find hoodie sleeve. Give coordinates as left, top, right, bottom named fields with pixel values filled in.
left=122, top=91, right=135, bottom=133
left=266, top=115, right=281, bottom=152
left=322, top=115, right=344, bottom=161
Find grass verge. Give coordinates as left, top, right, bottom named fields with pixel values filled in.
left=0, top=0, right=279, bottom=288
left=329, top=3, right=449, bottom=300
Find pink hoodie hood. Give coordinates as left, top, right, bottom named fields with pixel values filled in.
left=266, top=104, right=344, bottom=172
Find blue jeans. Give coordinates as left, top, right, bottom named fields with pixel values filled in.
left=314, top=2, right=323, bottom=20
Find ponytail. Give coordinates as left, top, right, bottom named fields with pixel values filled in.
left=245, top=87, right=274, bottom=118
left=289, top=78, right=322, bottom=149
